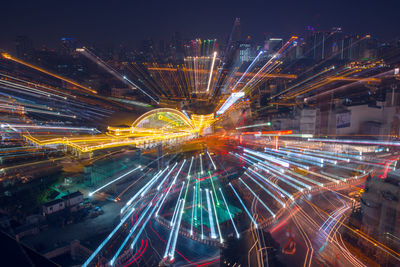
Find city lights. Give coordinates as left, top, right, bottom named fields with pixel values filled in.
left=1, top=9, right=399, bottom=267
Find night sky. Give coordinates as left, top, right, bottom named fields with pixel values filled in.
left=1, top=0, right=399, bottom=51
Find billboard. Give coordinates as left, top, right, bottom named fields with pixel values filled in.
left=336, top=111, right=351, bottom=128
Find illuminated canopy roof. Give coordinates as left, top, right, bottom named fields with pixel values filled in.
left=131, top=108, right=195, bottom=133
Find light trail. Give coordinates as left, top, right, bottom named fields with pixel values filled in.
left=187, top=156, right=194, bottom=179
left=194, top=180, right=198, bottom=224
left=308, top=138, right=400, bottom=147
left=244, top=148, right=289, bottom=168
left=170, top=182, right=185, bottom=226
left=206, top=52, right=217, bottom=93
left=285, top=169, right=324, bottom=187
left=269, top=66, right=335, bottom=100
left=140, top=167, right=169, bottom=197
left=157, top=162, right=178, bottom=190
left=123, top=76, right=159, bottom=104
left=183, top=175, right=191, bottom=205
left=264, top=147, right=324, bottom=167
left=0, top=123, right=98, bottom=133
left=2, top=53, right=97, bottom=94
left=164, top=199, right=182, bottom=259
left=244, top=173, right=286, bottom=207
left=261, top=150, right=311, bottom=170
left=200, top=153, right=204, bottom=174
left=205, top=188, right=217, bottom=239
left=280, top=147, right=340, bottom=164
left=256, top=160, right=311, bottom=190
left=200, top=188, right=204, bottom=239
left=216, top=91, right=245, bottom=115
left=285, top=145, right=362, bottom=160
left=82, top=204, right=137, bottom=267
left=239, top=178, right=275, bottom=217
left=120, top=166, right=168, bottom=214
left=190, top=186, right=195, bottom=236
left=89, top=166, right=141, bottom=196
left=208, top=170, right=220, bottom=206
left=240, top=153, right=306, bottom=191
left=129, top=193, right=165, bottom=250
left=236, top=122, right=271, bottom=130
left=231, top=50, right=264, bottom=92
left=209, top=189, right=223, bottom=243
left=110, top=202, right=153, bottom=266
left=249, top=168, right=293, bottom=200
left=155, top=160, right=186, bottom=216
left=168, top=198, right=185, bottom=261
left=219, top=188, right=240, bottom=238
left=207, top=151, right=217, bottom=170
left=229, top=183, right=258, bottom=228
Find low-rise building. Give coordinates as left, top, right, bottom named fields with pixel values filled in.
left=42, top=191, right=84, bottom=216
left=62, top=191, right=84, bottom=207
left=42, top=199, right=65, bottom=216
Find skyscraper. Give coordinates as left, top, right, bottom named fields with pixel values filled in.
left=15, top=35, right=34, bottom=60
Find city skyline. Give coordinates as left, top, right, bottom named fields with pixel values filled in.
left=1, top=0, right=400, bottom=51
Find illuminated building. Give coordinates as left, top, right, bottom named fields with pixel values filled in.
left=239, top=43, right=252, bottom=63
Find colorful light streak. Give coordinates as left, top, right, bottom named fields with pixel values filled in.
left=205, top=188, right=217, bottom=239
left=219, top=188, right=240, bottom=238
left=229, top=183, right=258, bottom=228
left=89, top=166, right=141, bottom=196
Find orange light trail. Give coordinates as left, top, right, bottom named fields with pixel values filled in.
left=1, top=53, right=97, bottom=94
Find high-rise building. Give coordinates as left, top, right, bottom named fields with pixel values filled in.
left=231, top=18, right=241, bottom=43
left=173, top=32, right=184, bottom=62
left=60, top=37, right=77, bottom=56
left=264, top=38, right=283, bottom=56
left=239, top=43, right=252, bottom=63
left=224, top=18, right=241, bottom=65
left=15, top=35, right=34, bottom=60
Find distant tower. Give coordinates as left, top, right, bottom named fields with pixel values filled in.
left=15, top=35, right=34, bottom=60
left=224, top=18, right=241, bottom=65
left=231, top=18, right=241, bottom=42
